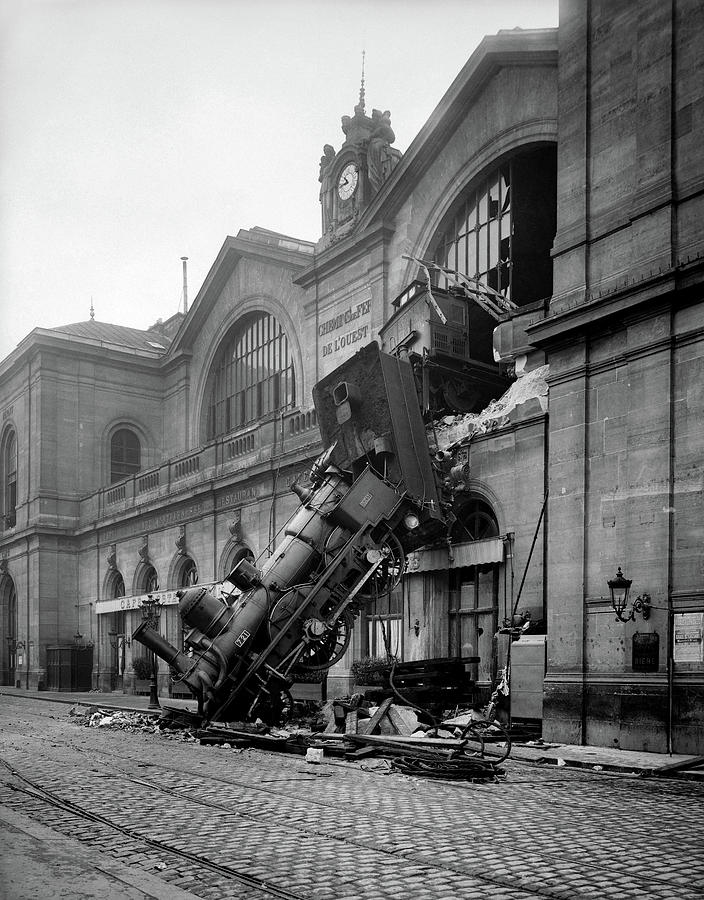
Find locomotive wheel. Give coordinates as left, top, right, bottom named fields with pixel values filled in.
left=355, top=533, right=405, bottom=601
left=268, top=585, right=352, bottom=671
left=297, top=610, right=353, bottom=671
left=322, top=529, right=405, bottom=601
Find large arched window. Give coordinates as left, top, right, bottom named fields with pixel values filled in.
left=431, top=146, right=556, bottom=307
left=110, top=429, right=141, bottom=483
left=206, top=313, right=296, bottom=440
left=2, top=430, right=17, bottom=529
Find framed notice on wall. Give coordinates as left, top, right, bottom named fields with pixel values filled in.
left=673, top=612, right=704, bottom=664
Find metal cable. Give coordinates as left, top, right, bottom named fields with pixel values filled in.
left=391, top=754, right=505, bottom=781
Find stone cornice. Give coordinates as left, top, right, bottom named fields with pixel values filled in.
left=0, top=331, right=166, bottom=382
left=173, top=232, right=314, bottom=351
left=526, top=267, right=689, bottom=348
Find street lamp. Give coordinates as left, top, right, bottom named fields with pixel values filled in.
left=141, top=595, right=162, bottom=710
left=607, top=567, right=651, bottom=623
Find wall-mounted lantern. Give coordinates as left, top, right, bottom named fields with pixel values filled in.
left=607, top=567, right=651, bottom=623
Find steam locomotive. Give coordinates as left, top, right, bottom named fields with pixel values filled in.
left=133, top=342, right=447, bottom=723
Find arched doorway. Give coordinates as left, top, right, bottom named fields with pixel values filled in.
left=1, top=574, right=17, bottom=686
left=105, top=570, right=126, bottom=690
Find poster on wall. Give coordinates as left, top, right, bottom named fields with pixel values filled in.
left=673, top=612, right=704, bottom=664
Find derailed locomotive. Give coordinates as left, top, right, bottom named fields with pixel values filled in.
left=133, top=343, right=447, bottom=723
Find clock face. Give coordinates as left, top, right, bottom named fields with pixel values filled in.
left=337, top=163, right=359, bottom=200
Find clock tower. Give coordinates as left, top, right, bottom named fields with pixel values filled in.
left=318, top=71, right=401, bottom=245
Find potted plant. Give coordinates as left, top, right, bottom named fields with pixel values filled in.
left=131, top=656, right=154, bottom=694
left=350, top=655, right=395, bottom=691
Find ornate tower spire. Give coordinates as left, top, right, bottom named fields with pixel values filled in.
left=357, top=50, right=366, bottom=114
left=89, top=297, right=95, bottom=320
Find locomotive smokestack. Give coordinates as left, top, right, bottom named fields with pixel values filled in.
left=181, top=256, right=188, bottom=314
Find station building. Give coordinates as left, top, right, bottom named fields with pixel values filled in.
left=0, top=1, right=702, bottom=753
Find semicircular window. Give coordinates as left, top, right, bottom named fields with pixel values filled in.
left=431, top=145, right=556, bottom=307
left=451, top=497, right=499, bottom=544
left=206, top=312, right=295, bottom=440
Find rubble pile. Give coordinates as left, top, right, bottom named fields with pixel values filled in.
left=68, top=705, right=197, bottom=740
left=66, top=698, right=510, bottom=781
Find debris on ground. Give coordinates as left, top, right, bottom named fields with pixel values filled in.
left=66, top=698, right=509, bottom=781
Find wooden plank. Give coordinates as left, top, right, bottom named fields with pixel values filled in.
left=358, top=697, right=394, bottom=735
left=345, top=746, right=378, bottom=760
left=345, top=709, right=360, bottom=735
left=341, top=733, right=459, bottom=758
left=343, top=733, right=467, bottom=750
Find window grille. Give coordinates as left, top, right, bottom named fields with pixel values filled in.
left=206, top=313, right=295, bottom=440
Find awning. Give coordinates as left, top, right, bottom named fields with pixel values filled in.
left=407, top=537, right=505, bottom=573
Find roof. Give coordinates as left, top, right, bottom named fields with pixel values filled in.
left=51, top=320, right=173, bottom=353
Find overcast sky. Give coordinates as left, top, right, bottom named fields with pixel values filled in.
left=0, top=0, right=558, bottom=361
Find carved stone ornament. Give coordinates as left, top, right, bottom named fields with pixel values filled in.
left=228, top=512, right=242, bottom=540
left=175, top=525, right=186, bottom=555
left=0, top=557, right=8, bottom=575
left=106, top=544, right=117, bottom=570
left=138, top=537, right=150, bottom=563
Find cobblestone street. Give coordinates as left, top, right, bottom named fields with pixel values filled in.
left=1, top=695, right=703, bottom=899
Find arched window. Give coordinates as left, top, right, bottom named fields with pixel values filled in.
left=110, top=429, right=140, bottom=483
left=431, top=146, right=556, bottom=307
left=222, top=543, right=255, bottom=581
left=206, top=313, right=296, bottom=440
left=3, top=430, right=17, bottom=529
left=178, top=558, right=198, bottom=588
left=107, top=571, right=125, bottom=599
left=138, top=565, right=159, bottom=594
left=450, top=496, right=499, bottom=544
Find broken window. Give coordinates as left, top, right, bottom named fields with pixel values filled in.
left=431, top=146, right=557, bottom=307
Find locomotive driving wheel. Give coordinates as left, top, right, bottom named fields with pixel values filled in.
left=322, top=529, right=406, bottom=601
left=267, top=584, right=353, bottom=672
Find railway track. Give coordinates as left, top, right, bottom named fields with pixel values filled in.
left=1, top=697, right=703, bottom=900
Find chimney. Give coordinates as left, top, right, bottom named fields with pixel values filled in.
left=181, top=257, right=188, bottom=314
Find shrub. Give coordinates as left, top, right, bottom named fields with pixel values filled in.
left=350, top=655, right=395, bottom=685
left=131, top=656, right=154, bottom=680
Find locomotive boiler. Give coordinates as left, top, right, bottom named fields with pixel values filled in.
left=133, top=342, right=446, bottom=724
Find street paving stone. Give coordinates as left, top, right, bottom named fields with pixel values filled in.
left=0, top=697, right=703, bottom=899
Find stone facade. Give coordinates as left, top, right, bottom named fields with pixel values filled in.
left=0, top=3, right=702, bottom=752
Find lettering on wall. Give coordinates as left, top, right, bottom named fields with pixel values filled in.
left=217, top=486, right=257, bottom=508
left=319, top=299, right=371, bottom=360
left=102, top=502, right=204, bottom=543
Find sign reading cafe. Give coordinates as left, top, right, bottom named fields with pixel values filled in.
left=95, top=583, right=221, bottom=615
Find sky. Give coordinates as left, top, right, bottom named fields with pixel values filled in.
left=0, top=0, right=558, bottom=361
